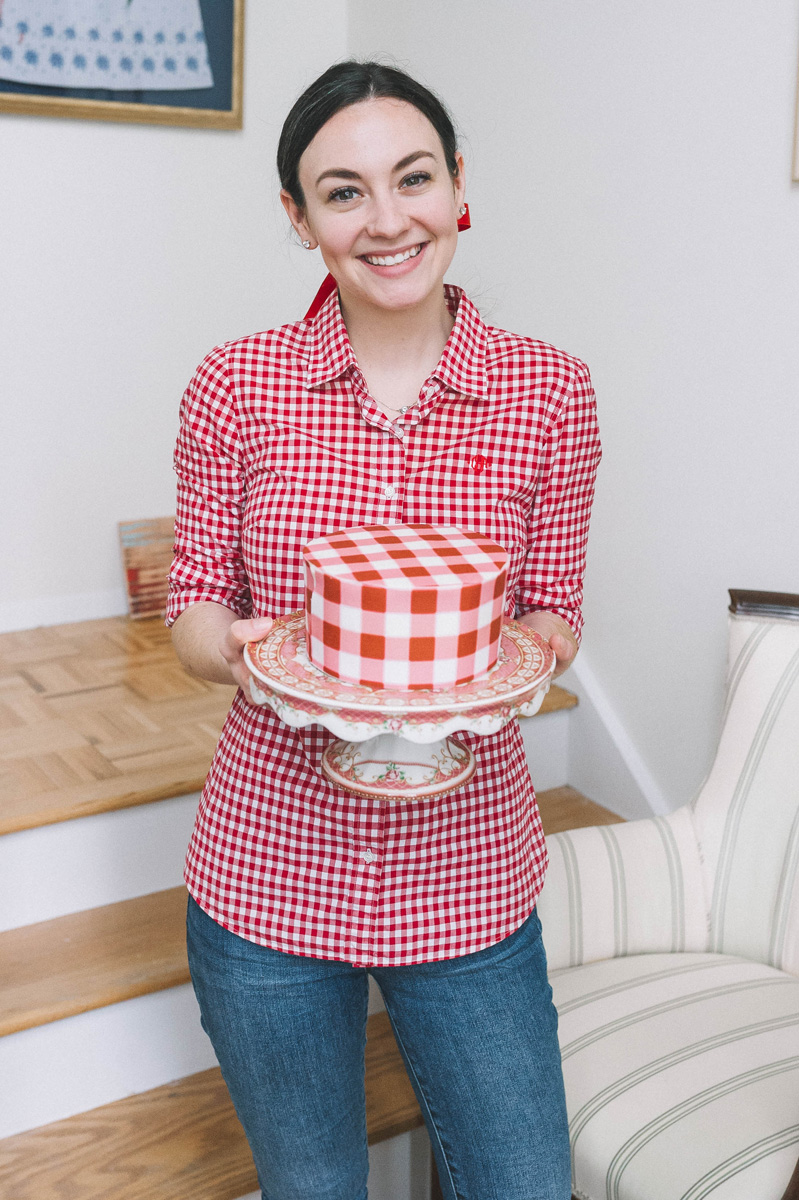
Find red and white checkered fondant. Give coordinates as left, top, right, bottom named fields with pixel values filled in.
left=303, top=525, right=508, bottom=689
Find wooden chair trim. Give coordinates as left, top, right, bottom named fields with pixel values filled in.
left=729, top=589, right=799, bottom=617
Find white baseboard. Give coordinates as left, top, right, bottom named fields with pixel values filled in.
left=565, top=653, right=671, bottom=819
left=0, top=587, right=129, bottom=633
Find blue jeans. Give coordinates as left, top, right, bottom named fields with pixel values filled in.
left=187, top=897, right=570, bottom=1200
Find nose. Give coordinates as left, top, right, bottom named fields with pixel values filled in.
left=365, top=190, right=409, bottom=241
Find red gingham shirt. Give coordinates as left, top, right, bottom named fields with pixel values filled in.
left=167, top=286, right=600, bottom=966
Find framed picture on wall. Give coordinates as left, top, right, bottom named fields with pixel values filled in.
left=0, top=0, right=243, bottom=129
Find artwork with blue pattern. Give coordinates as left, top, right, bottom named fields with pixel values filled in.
left=0, top=1, right=214, bottom=90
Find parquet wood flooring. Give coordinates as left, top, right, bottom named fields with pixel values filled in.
left=0, top=1012, right=421, bottom=1200
left=0, top=617, right=235, bottom=835
left=0, top=615, right=575, bottom=835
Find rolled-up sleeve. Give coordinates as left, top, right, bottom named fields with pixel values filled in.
left=514, top=360, right=601, bottom=641
left=165, top=346, right=252, bottom=627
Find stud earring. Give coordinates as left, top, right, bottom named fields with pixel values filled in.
left=302, top=240, right=311, bottom=249
left=459, top=205, right=466, bottom=216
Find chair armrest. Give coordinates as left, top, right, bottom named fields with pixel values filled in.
left=537, top=805, right=709, bottom=972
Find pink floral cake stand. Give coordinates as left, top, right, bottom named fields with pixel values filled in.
left=244, top=611, right=555, bottom=801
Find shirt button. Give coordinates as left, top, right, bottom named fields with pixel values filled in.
left=383, top=485, right=397, bottom=499
left=363, top=849, right=376, bottom=864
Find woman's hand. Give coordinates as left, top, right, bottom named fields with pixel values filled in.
left=219, top=616, right=275, bottom=700
left=517, top=611, right=578, bottom=679
left=171, top=603, right=273, bottom=702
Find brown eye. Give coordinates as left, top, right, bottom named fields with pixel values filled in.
left=401, top=171, right=431, bottom=188
left=329, top=186, right=359, bottom=202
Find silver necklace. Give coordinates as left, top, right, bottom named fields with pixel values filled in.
left=377, top=398, right=418, bottom=418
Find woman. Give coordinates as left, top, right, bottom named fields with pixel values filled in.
left=169, top=61, right=600, bottom=1200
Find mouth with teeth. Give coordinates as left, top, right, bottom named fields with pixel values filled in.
left=360, top=242, right=427, bottom=268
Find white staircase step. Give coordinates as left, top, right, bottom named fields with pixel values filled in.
left=0, top=1012, right=426, bottom=1191
left=520, top=707, right=571, bottom=791
left=0, top=793, right=198, bottom=931
left=0, top=984, right=216, bottom=1139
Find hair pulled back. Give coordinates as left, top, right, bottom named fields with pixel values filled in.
left=277, top=60, right=460, bottom=211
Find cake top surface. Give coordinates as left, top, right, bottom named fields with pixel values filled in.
left=303, top=525, right=507, bottom=589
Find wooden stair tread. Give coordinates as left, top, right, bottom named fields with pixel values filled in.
left=0, top=1012, right=421, bottom=1200
left=536, top=683, right=578, bottom=716
left=536, top=785, right=625, bottom=835
left=0, top=887, right=190, bottom=1037
left=0, top=787, right=620, bottom=1195
left=363, top=1009, right=424, bottom=1142
left=0, top=765, right=213, bottom=838
left=0, top=616, right=577, bottom=835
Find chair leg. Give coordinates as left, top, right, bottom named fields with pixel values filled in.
left=781, top=1156, right=799, bottom=1200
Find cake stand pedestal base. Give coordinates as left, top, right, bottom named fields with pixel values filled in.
left=321, top=733, right=475, bottom=800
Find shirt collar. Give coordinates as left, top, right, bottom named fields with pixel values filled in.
left=303, top=284, right=490, bottom=401
left=433, top=285, right=490, bottom=400
left=303, top=291, right=359, bottom=390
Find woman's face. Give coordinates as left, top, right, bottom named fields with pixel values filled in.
left=282, top=98, right=465, bottom=315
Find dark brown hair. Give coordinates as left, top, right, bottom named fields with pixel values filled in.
left=277, top=60, right=460, bottom=210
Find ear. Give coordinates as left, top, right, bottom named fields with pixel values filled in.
left=452, top=152, right=466, bottom=210
left=280, top=189, right=316, bottom=249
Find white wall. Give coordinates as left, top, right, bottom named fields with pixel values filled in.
left=349, top=0, right=799, bottom=813
left=0, top=1, right=345, bottom=631
left=5, top=2, right=799, bottom=813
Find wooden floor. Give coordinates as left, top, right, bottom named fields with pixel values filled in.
left=0, top=615, right=577, bottom=835
left=0, top=780, right=619, bottom=1200
left=0, top=1010, right=420, bottom=1200
left=0, top=614, right=621, bottom=1200
left=0, top=617, right=235, bottom=834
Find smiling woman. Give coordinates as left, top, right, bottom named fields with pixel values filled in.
left=167, top=59, right=601, bottom=1200
left=281, top=96, right=465, bottom=415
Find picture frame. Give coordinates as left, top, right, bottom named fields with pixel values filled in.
left=0, top=0, right=243, bottom=130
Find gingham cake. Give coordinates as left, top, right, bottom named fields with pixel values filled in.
left=302, top=525, right=508, bottom=690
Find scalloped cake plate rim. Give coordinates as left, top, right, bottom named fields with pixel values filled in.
left=244, top=612, right=554, bottom=715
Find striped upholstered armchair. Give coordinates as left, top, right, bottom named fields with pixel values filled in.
left=537, top=591, right=799, bottom=1200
